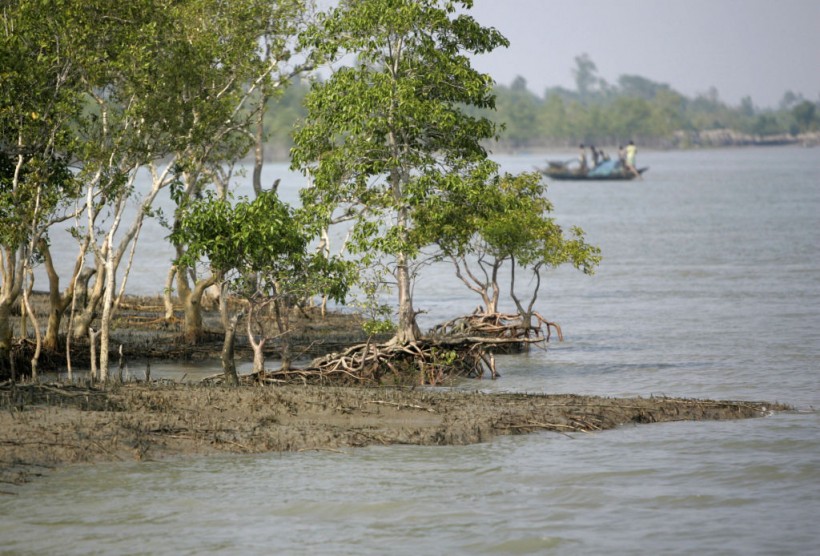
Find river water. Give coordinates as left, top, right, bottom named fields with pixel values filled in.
left=4, top=147, right=819, bottom=554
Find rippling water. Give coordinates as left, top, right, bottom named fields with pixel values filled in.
left=5, top=147, right=820, bottom=555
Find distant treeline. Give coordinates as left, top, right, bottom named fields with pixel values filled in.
left=264, top=54, right=820, bottom=157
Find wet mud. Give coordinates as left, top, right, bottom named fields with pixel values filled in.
left=0, top=381, right=787, bottom=489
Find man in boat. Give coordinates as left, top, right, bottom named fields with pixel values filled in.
left=625, top=140, right=639, bottom=177
left=578, top=144, right=588, bottom=174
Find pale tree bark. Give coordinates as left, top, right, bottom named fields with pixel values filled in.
left=0, top=246, right=24, bottom=374
left=171, top=168, right=230, bottom=344
left=509, top=258, right=542, bottom=347
left=221, top=309, right=242, bottom=386
left=19, top=182, right=44, bottom=379
left=217, top=282, right=229, bottom=331
left=88, top=327, right=99, bottom=381
left=388, top=134, right=418, bottom=344
left=252, top=96, right=266, bottom=197
left=395, top=249, right=418, bottom=344
left=174, top=261, right=220, bottom=344
left=70, top=168, right=107, bottom=340
left=163, top=266, right=177, bottom=322
left=0, top=140, right=28, bottom=373
left=71, top=255, right=105, bottom=339
left=65, top=236, right=91, bottom=381
left=313, top=212, right=353, bottom=317
left=21, top=270, right=41, bottom=381
left=84, top=159, right=176, bottom=381
left=97, top=225, right=120, bottom=381
left=247, top=303, right=267, bottom=375
left=272, top=297, right=292, bottom=371
left=41, top=239, right=94, bottom=352
left=450, top=251, right=504, bottom=314
left=317, top=228, right=331, bottom=315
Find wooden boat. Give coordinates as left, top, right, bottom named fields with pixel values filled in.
left=539, top=159, right=648, bottom=181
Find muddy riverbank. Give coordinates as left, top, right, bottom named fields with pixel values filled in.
left=5, top=294, right=380, bottom=377
left=0, top=296, right=792, bottom=491
left=0, top=381, right=787, bottom=490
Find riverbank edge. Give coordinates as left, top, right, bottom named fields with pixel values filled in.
left=0, top=381, right=789, bottom=490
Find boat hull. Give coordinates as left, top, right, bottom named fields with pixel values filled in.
left=539, top=165, right=649, bottom=181
left=541, top=167, right=648, bottom=181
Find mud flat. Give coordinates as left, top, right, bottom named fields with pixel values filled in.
left=0, top=381, right=788, bottom=489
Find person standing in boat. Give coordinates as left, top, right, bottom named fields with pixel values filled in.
left=578, top=144, right=588, bottom=174
left=590, top=145, right=601, bottom=168
left=625, top=140, right=639, bottom=177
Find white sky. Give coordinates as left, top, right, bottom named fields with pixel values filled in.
left=467, top=0, right=820, bottom=108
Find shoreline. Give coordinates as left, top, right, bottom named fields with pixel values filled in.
left=0, top=297, right=793, bottom=491
left=0, top=381, right=788, bottom=490
left=258, top=136, right=820, bottom=164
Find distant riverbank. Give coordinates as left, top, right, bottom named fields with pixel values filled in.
left=257, top=130, right=820, bottom=163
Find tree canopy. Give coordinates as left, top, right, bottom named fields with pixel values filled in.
left=291, top=0, right=509, bottom=343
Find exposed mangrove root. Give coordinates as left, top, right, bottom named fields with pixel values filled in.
left=215, top=336, right=529, bottom=387
left=291, top=338, right=492, bottom=386
left=431, top=310, right=563, bottom=347
left=197, top=311, right=565, bottom=387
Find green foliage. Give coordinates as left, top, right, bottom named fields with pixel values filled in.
left=172, top=190, right=352, bottom=304
left=479, top=172, right=600, bottom=272
left=264, top=77, right=311, bottom=152
left=431, top=347, right=458, bottom=366
left=509, top=62, right=813, bottom=146
left=347, top=275, right=397, bottom=336
left=423, top=170, right=600, bottom=311
left=292, top=0, right=508, bottom=215
left=362, top=316, right=396, bottom=336
left=266, top=56, right=816, bottom=152
left=0, top=152, right=78, bottom=248
left=70, top=0, right=290, bottom=171
left=291, top=0, right=509, bottom=338
left=791, top=101, right=818, bottom=133
left=0, top=1, right=85, bottom=249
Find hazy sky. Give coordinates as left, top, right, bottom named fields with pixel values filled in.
left=467, top=0, right=820, bottom=108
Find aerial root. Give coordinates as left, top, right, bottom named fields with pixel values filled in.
left=247, top=336, right=502, bottom=386
left=205, top=311, right=562, bottom=387
left=431, top=311, right=563, bottom=347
